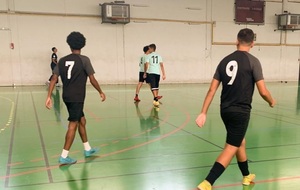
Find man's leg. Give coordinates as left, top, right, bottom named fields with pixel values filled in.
left=63, top=121, right=78, bottom=150
left=134, top=82, right=143, bottom=102
left=59, top=121, right=78, bottom=164
left=236, top=138, right=255, bottom=185
left=78, top=116, right=99, bottom=157
left=78, top=116, right=88, bottom=143
left=198, top=143, right=238, bottom=189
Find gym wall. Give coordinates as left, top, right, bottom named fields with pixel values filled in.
left=0, top=0, right=300, bottom=86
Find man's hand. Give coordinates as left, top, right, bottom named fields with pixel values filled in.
left=45, top=97, right=52, bottom=109
left=195, top=113, right=207, bottom=128
left=100, top=92, right=106, bottom=102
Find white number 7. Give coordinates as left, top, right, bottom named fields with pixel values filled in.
left=226, top=61, right=238, bottom=85
left=65, top=61, right=75, bottom=79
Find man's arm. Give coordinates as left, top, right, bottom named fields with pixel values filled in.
left=195, top=79, right=220, bottom=127
left=45, top=74, right=58, bottom=109
left=52, top=54, right=57, bottom=64
left=52, top=58, right=57, bottom=64
left=160, top=62, right=166, bottom=80
left=256, top=80, right=275, bottom=107
left=89, top=74, right=106, bottom=102
left=143, top=62, right=149, bottom=78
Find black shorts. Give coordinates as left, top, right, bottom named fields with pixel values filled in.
left=146, top=73, right=160, bottom=91
left=221, top=111, right=250, bottom=147
left=50, top=62, right=56, bottom=71
left=64, top=102, right=85, bottom=122
left=139, top=72, right=146, bottom=82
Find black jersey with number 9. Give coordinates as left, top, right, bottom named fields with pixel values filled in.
left=213, top=51, right=264, bottom=112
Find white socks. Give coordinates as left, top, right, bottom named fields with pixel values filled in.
left=83, top=142, right=91, bottom=151
left=61, top=149, right=69, bottom=158
left=61, top=142, right=91, bottom=158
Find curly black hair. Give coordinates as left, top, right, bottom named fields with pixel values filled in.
left=66, top=32, right=86, bottom=50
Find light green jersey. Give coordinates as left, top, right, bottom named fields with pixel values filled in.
left=146, top=52, right=163, bottom=75
left=139, top=54, right=148, bottom=72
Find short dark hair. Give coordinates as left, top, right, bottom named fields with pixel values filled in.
left=67, top=32, right=86, bottom=50
left=149, top=43, right=156, bottom=51
left=52, top=47, right=56, bottom=51
left=143, top=46, right=149, bottom=53
left=237, top=28, right=254, bottom=45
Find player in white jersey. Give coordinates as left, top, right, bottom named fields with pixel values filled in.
left=144, top=44, right=166, bottom=106
left=134, top=46, right=150, bottom=102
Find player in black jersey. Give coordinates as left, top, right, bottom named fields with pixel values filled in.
left=46, top=32, right=106, bottom=165
left=195, top=28, right=275, bottom=190
left=47, top=47, right=59, bottom=85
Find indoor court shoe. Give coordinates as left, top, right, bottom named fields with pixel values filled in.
left=84, top=147, right=100, bottom=157
left=242, top=173, right=256, bottom=185
left=153, top=100, right=160, bottom=107
left=157, top=95, right=163, bottom=99
left=59, top=156, right=77, bottom=165
left=134, top=96, right=141, bottom=102
left=197, top=180, right=212, bottom=190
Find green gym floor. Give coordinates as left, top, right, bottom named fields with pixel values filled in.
left=0, top=83, right=299, bottom=190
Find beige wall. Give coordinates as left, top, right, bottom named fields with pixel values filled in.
left=0, top=0, right=300, bottom=86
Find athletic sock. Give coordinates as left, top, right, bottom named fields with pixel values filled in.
left=154, top=97, right=158, bottom=101
left=238, top=160, right=250, bottom=176
left=135, top=94, right=138, bottom=97
left=61, top=149, right=69, bottom=158
left=83, top=142, right=92, bottom=151
left=205, top=162, right=226, bottom=185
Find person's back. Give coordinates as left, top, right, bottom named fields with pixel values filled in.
left=46, top=31, right=106, bottom=165
left=215, top=51, right=263, bottom=112
left=58, top=54, right=93, bottom=102
left=139, top=53, right=148, bottom=72
left=146, top=51, right=162, bottom=75
left=195, top=28, right=275, bottom=190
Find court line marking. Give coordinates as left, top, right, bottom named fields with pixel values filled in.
left=0, top=96, right=15, bottom=134
left=30, top=91, right=53, bottom=183
left=10, top=105, right=170, bottom=165
left=0, top=105, right=190, bottom=180
left=4, top=92, right=18, bottom=188
left=212, top=175, right=300, bottom=189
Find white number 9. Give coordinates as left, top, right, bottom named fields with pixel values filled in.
left=226, top=61, right=238, bottom=85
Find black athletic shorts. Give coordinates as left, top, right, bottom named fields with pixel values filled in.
left=221, top=111, right=250, bottom=147
left=64, top=102, right=85, bottom=122
left=146, top=73, right=160, bottom=91
left=139, top=72, right=146, bottom=82
left=50, top=62, right=56, bottom=71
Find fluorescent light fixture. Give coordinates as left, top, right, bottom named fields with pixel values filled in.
left=132, top=4, right=149, bottom=7
left=0, top=27, right=10, bottom=31
left=186, top=7, right=202, bottom=11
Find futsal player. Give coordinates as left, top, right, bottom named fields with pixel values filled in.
left=45, top=31, right=106, bottom=165
left=195, top=28, right=276, bottom=190
left=143, top=44, right=166, bottom=106
left=47, top=47, right=59, bottom=86
left=134, top=45, right=150, bottom=102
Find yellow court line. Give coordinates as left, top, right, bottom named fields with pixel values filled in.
left=0, top=96, right=15, bottom=134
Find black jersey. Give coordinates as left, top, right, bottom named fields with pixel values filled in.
left=213, top=51, right=264, bottom=112
left=51, top=53, right=57, bottom=63
left=53, top=54, right=95, bottom=102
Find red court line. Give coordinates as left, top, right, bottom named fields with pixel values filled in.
left=0, top=106, right=190, bottom=180
left=27, top=107, right=169, bottom=164
left=7, top=162, right=23, bottom=167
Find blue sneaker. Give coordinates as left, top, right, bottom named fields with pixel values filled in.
left=59, top=156, right=77, bottom=165
left=84, top=147, right=100, bottom=157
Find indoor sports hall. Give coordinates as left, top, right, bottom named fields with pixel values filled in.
left=0, top=0, right=300, bottom=190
